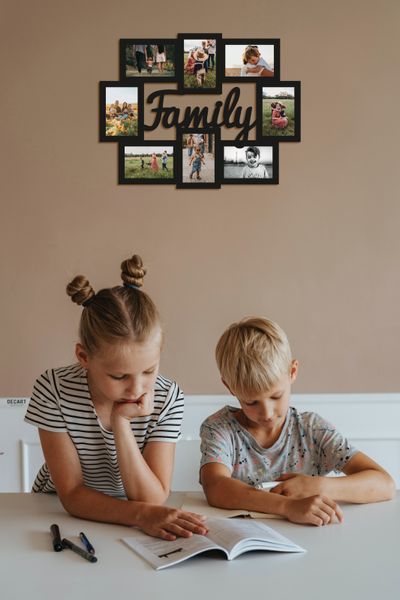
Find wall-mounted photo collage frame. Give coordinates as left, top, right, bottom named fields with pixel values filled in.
left=100, top=34, right=301, bottom=187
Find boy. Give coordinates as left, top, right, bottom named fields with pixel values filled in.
left=242, top=146, right=269, bottom=179
left=161, top=150, right=169, bottom=171
left=200, top=317, right=395, bottom=526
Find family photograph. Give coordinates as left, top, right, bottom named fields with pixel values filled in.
left=225, top=43, right=275, bottom=77
left=125, top=43, right=175, bottom=77
left=182, top=132, right=215, bottom=183
left=183, top=39, right=217, bottom=89
left=123, top=146, right=174, bottom=180
left=262, top=86, right=295, bottom=137
left=105, top=87, right=138, bottom=137
left=223, top=145, right=274, bottom=179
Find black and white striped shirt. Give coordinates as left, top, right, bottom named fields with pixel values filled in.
left=24, top=363, right=184, bottom=496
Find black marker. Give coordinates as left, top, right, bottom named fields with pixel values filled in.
left=79, top=531, right=95, bottom=555
left=62, top=538, right=98, bottom=563
left=50, top=524, right=63, bottom=552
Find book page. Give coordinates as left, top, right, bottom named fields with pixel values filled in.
left=122, top=528, right=225, bottom=570
left=204, top=517, right=305, bottom=558
left=181, top=491, right=281, bottom=519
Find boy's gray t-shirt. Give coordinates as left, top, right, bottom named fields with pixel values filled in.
left=200, top=406, right=358, bottom=487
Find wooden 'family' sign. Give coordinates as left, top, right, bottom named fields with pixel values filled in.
left=99, top=34, right=301, bottom=188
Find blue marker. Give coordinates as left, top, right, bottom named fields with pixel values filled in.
left=79, top=531, right=95, bottom=555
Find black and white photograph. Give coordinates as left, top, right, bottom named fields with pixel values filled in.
left=222, top=143, right=279, bottom=184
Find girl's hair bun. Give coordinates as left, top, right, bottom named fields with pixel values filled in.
left=121, top=254, right=147, bottom=288
left=66, top=275, right=95, bottom=306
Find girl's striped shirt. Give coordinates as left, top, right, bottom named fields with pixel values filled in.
left=24, top=363, right=184, bottom=496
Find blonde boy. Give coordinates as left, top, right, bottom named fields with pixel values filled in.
left=200, top=317, right=395, bottom=526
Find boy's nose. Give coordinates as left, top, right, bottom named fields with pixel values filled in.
left=259, top=404, right=274, bottom=420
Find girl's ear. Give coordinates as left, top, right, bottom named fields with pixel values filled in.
left=75, top=343, right=89, bottom=369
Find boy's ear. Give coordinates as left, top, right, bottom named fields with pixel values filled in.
left=290, top=360, right=299, bottom=383
left=75, top=343, right=89, bottom=369
left=221, top=378, right=234, bottom=395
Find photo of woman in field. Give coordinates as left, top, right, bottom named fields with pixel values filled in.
left=105, top=87, right=138, bottom=137
left=262, top=86, right=296, bottom=137
left=122, top=146, right=174, bottom=182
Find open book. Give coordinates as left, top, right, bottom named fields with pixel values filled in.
left=122, top=517, right=305, bottom=570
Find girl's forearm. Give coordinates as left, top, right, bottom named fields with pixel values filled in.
left=61, top=484, right=147, bottom=526
left=112, top=417, right=168, bottom=503
left=321, top=471, right=396, bottom=503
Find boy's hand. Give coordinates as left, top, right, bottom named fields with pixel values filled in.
left=270, top=473, right=324, bottom=498
left=285, top=495, right=343, bottom=526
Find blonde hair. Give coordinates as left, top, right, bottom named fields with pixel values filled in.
left=66, top=254, right=161, bottom=356
left=215, top=317, right=292, bottom=396
left=242, top=46, right=260, bottom=64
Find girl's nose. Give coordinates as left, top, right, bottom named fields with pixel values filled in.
left=124, top=379, right=143, bottom=399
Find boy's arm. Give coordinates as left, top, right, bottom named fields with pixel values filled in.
left=201, top=462, right=343, bottom=526
left=270, top=452, right=396, bottom=503
left=325, top=452, right=395, bottom=502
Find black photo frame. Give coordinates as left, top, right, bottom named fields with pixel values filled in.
left=177, top=128, right=221, bottom=189
left=99, top=81, right=144, bottom=142
left=177, top=33, right=222, bottom=94
left=220, top=142, right=279, bottom=184
left=119, top=39, right=178, bottom=82
left=119, top=142, right=178, bottom=185
left=222, top=38, right=280, bottom=83
left=256, top=80, right=301, bottom=142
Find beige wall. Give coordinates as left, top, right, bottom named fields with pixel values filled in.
left=1, top=0, right=399, bottom=396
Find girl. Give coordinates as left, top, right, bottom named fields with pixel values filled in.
left=241, top=45, right=274, bottom=77
left=24, top=254, right=207, bottom=541
left=185, top=50, right=195, bottom=75
left=189, top=147, right=205, bottom=180
left=271, top=101, right=288, bottom=129
left=151, top=152, right=159, bottom=171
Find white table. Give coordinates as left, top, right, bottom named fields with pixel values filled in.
left=0, top=492, right=399, bottom=600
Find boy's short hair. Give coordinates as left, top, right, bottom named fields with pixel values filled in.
left=215, top=317, right=292, bottom=396
left=245, top=146, right=260, bottom=158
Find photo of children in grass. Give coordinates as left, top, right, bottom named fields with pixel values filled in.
left=183, top=39, right=217, bottom=89
left=225, top=44, right=275, bottom=77
left=123, top=146, right=174, bottom=181
left=124, top=43, right=175, bottom=78
left=262, top=86, right=295, bottom=137
left=223, top=145, right=274, bottom=181
left=182, top=132, right=216, bottom=183
left=105, top=87, right=138, bottom=137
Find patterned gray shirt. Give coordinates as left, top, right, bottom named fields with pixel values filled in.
left=200, top=406, right=358, bottom=487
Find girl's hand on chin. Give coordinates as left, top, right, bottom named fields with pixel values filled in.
left=111, top=395, right=154, bottom=421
